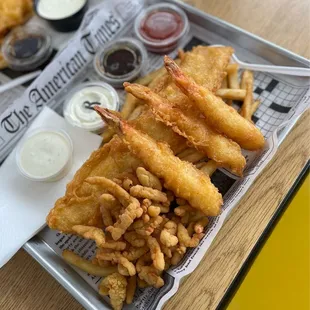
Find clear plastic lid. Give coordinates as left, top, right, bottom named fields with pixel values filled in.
left=1, top=24, right=52, bottom=71
left=134, top=3, right=189, bottom=53
left=94, top=38, right=148, bottom=87
left=63, top=81, right=119, bottom=133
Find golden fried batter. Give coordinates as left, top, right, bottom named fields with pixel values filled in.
left=99, top=273, right=127, bottom=310
left=95, top=107, right=223, bottom=216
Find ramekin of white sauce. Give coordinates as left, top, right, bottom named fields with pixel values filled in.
left=37, top=0, right=86, bottom=20
left=16, top=128, right=73, bottom=182
left=63, top=81, right=119, bottom=133
left=35, top=0, right=88, bottom=32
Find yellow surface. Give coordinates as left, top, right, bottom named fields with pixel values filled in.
left=227, top=173, right=310, bottom=310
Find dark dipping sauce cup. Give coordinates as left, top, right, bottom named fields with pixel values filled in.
left=1, top=24, right=52, bottom=71
left=94, top=38, right=148, bottom=88
left=134, top=3, right=189, bottom=54
left=34, top=0, right=88, bottom=32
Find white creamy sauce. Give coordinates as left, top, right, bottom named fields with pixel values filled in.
left=19, top=131, right=71, bottom=178
left=37, top=0, right=86, bottom=20
left=64, top=86, right=117, bottom=131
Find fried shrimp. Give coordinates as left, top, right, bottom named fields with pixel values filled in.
left=94, top=107, right=223, bottom=216
left=164, top=56, right=265, bottom=150
left=124, top=83, right=246, bottom=175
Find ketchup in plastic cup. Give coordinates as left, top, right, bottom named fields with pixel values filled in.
left=134, top=3, right=189, bottom=53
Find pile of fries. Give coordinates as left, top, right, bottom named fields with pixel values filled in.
left=0, top=0, right=33, bottom=68
left=63, top=163, right=215, bottom=309
left=50, top=46, right=265, bottom=310
left=218, top=63, right=260, bottom=121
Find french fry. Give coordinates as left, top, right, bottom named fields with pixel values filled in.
left=250, top=100, right=261, bottom=117
left=101, top=127, right=115, bottom=144
left=126, top=275, right=137, bottom=304
left=121, top=94, right=140, bottom=120
left=127, top=105, right=145, bottom=121
left=121, top=58, right=183, bottom=121
left=240, top=70, right=254, bottom=120
left=177, top=147, right=196, bottom=159
left=221, top=76, right=228, bottom=88
left=181, top=150, right=206, bottom=163
left=220, top=76, right=233, bottom=105
left=226, top=63, right=240, bottom=89
left=63, top=250, right=117, bottom=276
left=199, top=160, right=218, bottom=177
left=216, top=88, right=246, bottom=100
left=178, top=49, right=185, bottom=61
left=134, top=67, right=165, bottom=86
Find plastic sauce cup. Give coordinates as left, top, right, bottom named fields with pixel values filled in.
left=16, top=128, right=73, bottom=182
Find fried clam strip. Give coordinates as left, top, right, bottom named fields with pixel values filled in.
left=138, top=266, right=164, bottom=288
left=124, top=231, right=146, bottom=247
left=160, top=221, right=178, bottom=247
left=117, top=257, right=136, bottom=276
left=130, top=185, right=168, bottom=202
left=164, top=56, right=265, bottom=150
left=99, top=273, right=127, bottom=310
left=147, top=236, right=165, bottom=271
left=177, top=223, right=204, bottom=247
left=99, top=193, right=119, bottom=227
left=101, top=241, right=127, bottom=251
left=72, top=225, right=105, bottom=247
left=136, top=167, right=162, bottom=191
left=85, top=177, right=143, bottom=240
left=132, top=216, right=164, bottom=236
left=124, top=83, right=246, bottom=176
left=95, top=107, right=223, bottom=216
left=194, top=217, right=209, bottom=234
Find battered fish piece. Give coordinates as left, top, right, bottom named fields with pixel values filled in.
left=124, top=83, right=246, bottom=175
left=164, top=56, right=265, bottom=150
left=95, top=106, right=223, bottom=216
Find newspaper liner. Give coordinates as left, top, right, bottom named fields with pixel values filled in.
left=0, top=0, right=309, bottom=309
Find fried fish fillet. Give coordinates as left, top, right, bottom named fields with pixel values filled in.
left=164, top=56, right=265, bottom=150
left=47, top=46, right=232, bottom=232
left=124, top=82, right=246, bottom=175
left=95, top=106, right=223, bottom=216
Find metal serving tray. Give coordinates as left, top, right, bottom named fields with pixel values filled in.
left=24, top=0, right=310, bottom=309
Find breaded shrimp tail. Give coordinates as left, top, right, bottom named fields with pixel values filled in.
left=164, top=56, right=265, bottom=150
left=124, top=82, right=246, bottom=176
left=95, top=106, right=223, bottom=216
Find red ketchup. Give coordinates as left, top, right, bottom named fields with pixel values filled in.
left=136, top=5, right=188, bottom=54
left=140, top=11, right=183, bottom=42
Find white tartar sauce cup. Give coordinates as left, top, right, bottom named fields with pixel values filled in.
left=16, top=128, right=73, bottom=182
left=63, top=81, right=119, bottom=133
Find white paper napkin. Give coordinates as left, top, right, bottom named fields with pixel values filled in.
left=0, top=107, right=102, bottom=267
